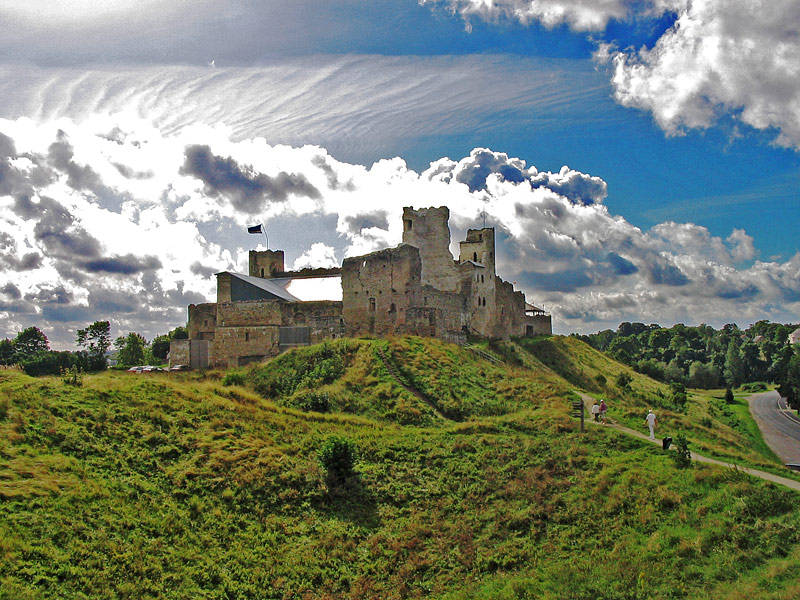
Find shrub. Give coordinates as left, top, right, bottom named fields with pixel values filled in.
left=287, top=390, right=330, bottom=413
left=724, top=388, right=734, bottom=404
left=615, top=372, right=632, bottom=390
left=61, top=365, right=83, bottom=387
left=318, top=435, right=358, bottom=482
left=222, top=370, right=246, bottom=387
left=673, top=433, right=692, bottom=469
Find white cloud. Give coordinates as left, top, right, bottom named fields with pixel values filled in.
left=0, top=57, right=609, bottom=164
left=1, top=116, right=798, bottom=347
left=608, top=0, right=800, bottom=149
left=421, top=0, right=633, bottom=31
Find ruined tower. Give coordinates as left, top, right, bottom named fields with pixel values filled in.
left=401, top=206, right=459, bottom=291
left=248, top=250, right=285, bottom=278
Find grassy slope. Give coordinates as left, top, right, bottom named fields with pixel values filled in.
left=513, top=336, right=791, bottom=472
left=1, top=337, right=799, bottom=599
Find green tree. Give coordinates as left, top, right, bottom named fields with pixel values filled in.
left=115, top=333, right=147, bottom=366
left=76, top=321, right=111, bottom=371
left=13, top=327, right=49, bottom=359
left=688, top=361, right=719, bottom=389
left=0, top=338, right=14, bottom=365
left=724, top=338, right=745, bottom=389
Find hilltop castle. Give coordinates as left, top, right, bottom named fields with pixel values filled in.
left=171, top=206, right=551, bottom=369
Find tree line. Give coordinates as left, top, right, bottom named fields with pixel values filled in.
left=573, top=320, right=800, bottom=408
left=0, top=321, right=188, bottom=376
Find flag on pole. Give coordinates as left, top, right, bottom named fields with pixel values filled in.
left=247, top=224, right=263, bottom=234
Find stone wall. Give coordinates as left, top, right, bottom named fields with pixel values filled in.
left=401, top=206, right=460, bottom=292
left=169, top=339, right=190, bottom=367
left=342, top=244, right=420, bottom=337
left=210, top=299, right=345, bottom=368
left=248, top=250, right=285, bottom=278
left=188, top=303, right=217, bottom=340
left=525, top=314, right=553, bottom=336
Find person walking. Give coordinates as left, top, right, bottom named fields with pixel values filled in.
left=645, top=409, right=657, bottom=440
left=591, top=401, right=600, bottom=422
left=599, top=399, right=607, bottom=424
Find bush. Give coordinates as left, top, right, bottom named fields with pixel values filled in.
left=725, top=388, right=734, bottom=404
left=615, top=372, right=632, bottom=390
left=61, top=365, right=83, bottom=387
left=318, top=435, right=358, bottom=483
left=287, top=390, right=330, bottom=413
left=673, top=433, right=692, bottom=469
left=222, top=370, right=246, bottom=387
left=20, top=351, right=74, bottom=377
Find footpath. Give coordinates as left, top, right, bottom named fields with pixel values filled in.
left=575, top=392, right=800, bottom=493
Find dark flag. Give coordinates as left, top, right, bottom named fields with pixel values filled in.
left=247, top=224, right=263, bottom=234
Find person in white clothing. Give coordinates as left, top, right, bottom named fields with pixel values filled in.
left=591, top=401, right=600, bottom=422
left=645, top=410, right=657, bottom=440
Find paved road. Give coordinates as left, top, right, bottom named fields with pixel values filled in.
left=748, top=390, right=800, bottom=465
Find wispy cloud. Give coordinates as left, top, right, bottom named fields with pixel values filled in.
left=0, top=56, right=611, bottom=163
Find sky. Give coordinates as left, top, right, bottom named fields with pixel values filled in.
left=0, top=0, right=799, bottom=348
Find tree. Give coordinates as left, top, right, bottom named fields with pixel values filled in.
left=0, top=338, right=14, bottom=365
left=150, top=335, right=171, bottom=362
left=724, top=338, right=745, bottom=389
left=688, top=361, right=720, bottom=389
left=115, top=333, right=147, bottom=366
left=76, top=321, right=111, bottom=371
left=13, top=327, right=49, bottom=359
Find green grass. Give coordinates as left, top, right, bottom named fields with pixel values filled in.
left=514, top=336, right=798, bottom=476
left=1, top=337, right=800, bottom=599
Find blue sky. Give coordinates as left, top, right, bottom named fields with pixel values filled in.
left=0, top=0, right=798, bottom=346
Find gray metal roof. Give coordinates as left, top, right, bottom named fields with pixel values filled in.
left=225, top=272, right=302, bottom=302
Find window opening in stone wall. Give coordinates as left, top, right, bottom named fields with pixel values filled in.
left=404, top=219, right=412, bottom=231
left=481, top=274, right=484, bottom=283
left=369, top=297, right=376, bottom=311
left=389, top=303, right=396, bottom=313
left=245, top=332, right=250, bottom=342
left=261, top=268, right=264, bottom=277
left=473, top=252, right=477, bottom=261
left=204, top=319, right=209, bottom=327
left=478, top=234, right=482, bottom=241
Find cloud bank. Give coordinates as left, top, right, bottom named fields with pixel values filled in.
left=1, top=117, right=797, bottom=348
left=425, top=0, right=800, bottom=150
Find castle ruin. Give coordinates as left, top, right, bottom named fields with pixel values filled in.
left=171, top=207, right=551, bottom=369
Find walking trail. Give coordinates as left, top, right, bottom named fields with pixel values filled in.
left=575, top=392, right=800, bottom=493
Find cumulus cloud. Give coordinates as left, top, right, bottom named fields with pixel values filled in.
left=292, top=243, right=339, bottom=270
left=607, top=0, right=800, bottom=149
left=426, top=148, right=607, bottom=205
left=0, top=115, right=798, bottom=347
left=180, top=144, right=321, bottom=214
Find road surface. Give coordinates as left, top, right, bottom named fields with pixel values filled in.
left=748, top=390, right=800, bottom=465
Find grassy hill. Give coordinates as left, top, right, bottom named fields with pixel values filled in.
left=2, top=336, right=800, bottom=599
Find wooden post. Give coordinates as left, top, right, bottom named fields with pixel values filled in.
left=571, top=400, right=585, bottom=433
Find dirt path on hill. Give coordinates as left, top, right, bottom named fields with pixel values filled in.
left=575, top=392, right=800, bottom=493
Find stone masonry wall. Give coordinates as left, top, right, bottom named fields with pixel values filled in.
left=342, top=244, right=420, bottom=337
left=402, top=206, right=460, bottom=292
left=188, top=303, right=217, bottom=340
left=210, top=299, right=345, bottom=367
